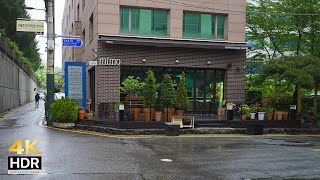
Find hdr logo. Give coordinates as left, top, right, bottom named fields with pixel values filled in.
left=7, top=140, right=41, bottom=174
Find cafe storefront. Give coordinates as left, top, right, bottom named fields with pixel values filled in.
left=88, top=35, right=248, bottom=117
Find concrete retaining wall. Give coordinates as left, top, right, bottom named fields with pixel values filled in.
left=0, top=38, right=40, bottom=114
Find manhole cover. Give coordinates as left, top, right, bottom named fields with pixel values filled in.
left=253, top=138, right=312, bottom=146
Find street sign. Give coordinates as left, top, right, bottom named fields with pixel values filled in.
left=16, top=20, right=44, bottom=33
left=89, top=61, right=97, bottom=65
left=62, top=38, right=83, bottom=47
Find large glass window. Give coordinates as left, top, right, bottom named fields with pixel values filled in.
left=120, top=7, right=168, bottom=36
left=183, top=11, right=225, bottom=39
left=120, top=66, right=225, bottom=114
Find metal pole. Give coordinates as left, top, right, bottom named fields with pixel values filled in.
left=46, top=0, right=55, bottom=125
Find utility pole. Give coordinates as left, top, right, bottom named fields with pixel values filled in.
left=46, top=0, right=55, bottom=125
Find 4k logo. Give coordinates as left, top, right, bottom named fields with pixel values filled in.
left=8, top=140, right=41, bottom=174
left=8, top=140, right=40, bottom=154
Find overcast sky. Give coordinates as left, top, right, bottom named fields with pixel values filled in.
left=25, top=0, right=65, bottom=68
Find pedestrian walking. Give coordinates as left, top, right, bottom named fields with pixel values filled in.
left=35, top=93, right=40, bottom=108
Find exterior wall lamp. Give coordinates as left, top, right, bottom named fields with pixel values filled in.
left=142, top=59, right=146, bottom=63
left=207, top=61, right=211, bottom=65
left=175, top=60, right=179, bottom=63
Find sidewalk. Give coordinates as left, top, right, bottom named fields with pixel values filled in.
left=75, top=123, right=320, bottom=135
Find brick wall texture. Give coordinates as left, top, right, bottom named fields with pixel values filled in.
left=95, top=41, right=246, bottom=112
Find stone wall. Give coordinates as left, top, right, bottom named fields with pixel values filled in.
left=0, top=38, right=40, bottom=114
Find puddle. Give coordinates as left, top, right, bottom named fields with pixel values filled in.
left=253, top=138, right=312, bottom=146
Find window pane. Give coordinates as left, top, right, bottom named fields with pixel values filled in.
left=217, top=15, right=225, bottom=39
left=212, top=15, right=216, bottom=38
left=200, top=14, right=212, bottom=38
left=139, top=9, right=152, bottom=35
left=120, top=8, right=129, bottom=33
left=131, top=9, right=140, bottom=34
left=183, top=12, right=201, bottom=38
left=152, top=10, right=168, bottom=36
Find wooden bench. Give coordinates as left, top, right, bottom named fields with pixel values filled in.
left=124, top=96, right=144, bottom=108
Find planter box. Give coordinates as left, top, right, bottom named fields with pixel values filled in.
left=53, top=122, right=75, bottom=129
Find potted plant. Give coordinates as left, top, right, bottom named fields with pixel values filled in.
left=86, top=109, right=93, bottom=120
left=50, top=97, right=78, bottom=128
left=175, top=72, right=188, bottom=118
left=160, top=74, right=176, bottom=122
left=142, top=69, right=159, bottom=122
left=119, top=76, right=142, bottom=121
left=78, top=107, right=86, bottom=120
left=226, top=102, right=236, bottom=110
left=250, top=104, right=258, bottom=120
left=257, top=105, right=266, bottom=121
left=263, top=106, right=274, bottom=120
left=239, top=104, right=250, bottom=120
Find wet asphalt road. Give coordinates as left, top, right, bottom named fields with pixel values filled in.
left=0, top=100, right=320, bottom=180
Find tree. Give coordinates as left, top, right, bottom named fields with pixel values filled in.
left=247, top=0, right=320, bottom=60
left=119, top=76, right=142, bottom=107
left=142, top=69, right=158, bottom=107
left=0, top=0, right=42, bottom=72
left=160, top=74, right=176, bottom=107
left=35, top=67, right=46, bottom=87
left=255, top=56, right=320, bottom=113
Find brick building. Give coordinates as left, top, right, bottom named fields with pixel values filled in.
left=62, top=0, right=248, bottom=115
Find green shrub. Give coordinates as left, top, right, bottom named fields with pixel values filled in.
left=239, top=104, right=250, bottom=116
left=160, top=74, right=176, bottom=107
left=50, top=97, right=78, bottom=123
left=142, top=69, right=159, bottom=107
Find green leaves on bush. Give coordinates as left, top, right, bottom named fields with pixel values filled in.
left=142, top=69, right=159, bottom=107
left=160, top=74, right=176, bottom=107
left=50, top=97, right=78, bottom=123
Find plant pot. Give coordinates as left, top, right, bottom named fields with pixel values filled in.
left=115, top=110, right=119, bottom=121
left=87, top=112, right=93, bottom=120
left=78, top=109, right=85, bottom=120
left=241, top=115, right=247, bottom=120
left=132, top=108, right=141, bottom=121
left=258, top=112, right=265, bottom=120
left=143, top=108, right=155, bottom=122
left=277, top=111, right=284, bottom=120
left=283, top=111, right=288, bottom=120
left=53, top=122, right=75, bottom=129
left=155, top=111, right=162, bottom=121
left=164, top=108, right=175, bottom=122
left=227, top=105, right=233, bottom=110
left=267, top=112, right=273, bottom=120
left=221, top=108, right=226, bottom=115
left=250, top=113, right=256, bottom=120
left=176, top=110, right=184, bottom=118
left=217, top=108, right=222, bottom=115
left=273, top=111, right=279, bottom=120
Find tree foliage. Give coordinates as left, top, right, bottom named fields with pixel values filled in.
left=142, top=69, right=159, bottom=107
left=247, top=0, right=320, bottom=60
left=160, top=74, right=176, bottom=107
left=0, top=0, right=42, bottom=71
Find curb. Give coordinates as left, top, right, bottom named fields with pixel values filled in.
left=75, top=124, right=320, bottom=135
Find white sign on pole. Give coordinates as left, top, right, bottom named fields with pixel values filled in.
left=16, top=20, right=44, bottom=33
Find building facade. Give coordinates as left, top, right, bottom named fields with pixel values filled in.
left=62, top=0, right=248, bottom=115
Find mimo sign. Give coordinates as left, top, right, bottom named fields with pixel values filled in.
left=99, top=57, right=121, bottom=66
